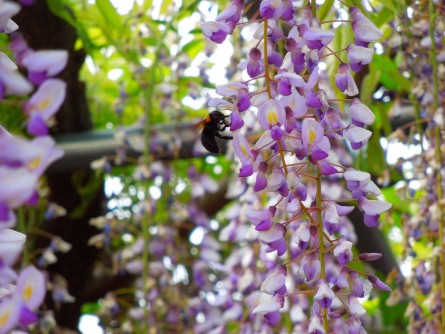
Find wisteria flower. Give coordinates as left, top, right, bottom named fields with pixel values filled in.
left=314, top=280, right=335, bottom=309
left=0, top=53, right=32, bottom=99
left=0, top=0, right=20, bottom=33
left=261, top=265, right=287, bottom=295
left=333, top=238, right=353, bottom=265
left=350, top=7, right=383, bottom=46
left=246, top=207, right=275, bottom=231
left=0, top=166, right=38, bottom=209
left=24, top=79, right=67, bottom=135
left=247, top=47, right=263, bottom=78
left=13, top=266, right=45, bottom=326
left=0, top=229, right=26, bottom=265
left=299, top=24, right=335, bottom=50
left=0, top=130, right=63, bottom=176
left=0, top=296, right=21, bottom=334
left=233, top=133, right=256, bottom=177
left=335, top=63, right=358, bottom=96
left=258, top=99, right=286, bottom=139
left=259, top=0, right=283, bottom=19
left=216, top=0, right=243, bottom=25
left=201, top=21, right=232, bottom=44
left=349, top=99, right=375, bottom=127
left=259, top=223, right=287, bottom=255
left=345, top=126, right=372, bottom=149
left=347, top=44, right=374, bottom=72
left=22, top=50, right=68, bottom=85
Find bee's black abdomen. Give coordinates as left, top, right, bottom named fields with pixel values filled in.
left=201, top=128, right=221, bottom=153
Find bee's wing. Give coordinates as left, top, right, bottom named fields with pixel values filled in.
left=193, top=119, right=206, bottom=130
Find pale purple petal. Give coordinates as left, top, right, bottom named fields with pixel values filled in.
left=233, top=133, right=254, bottom=163
left=279, top=88, right=307, bottom=118
left=0, top=229, right=26, bottom=266
left=252, top=295, right=282, bottom=314
left=348, top=296, right=366, bottom=317
left=216, top=0, right=242, bottom=24
left=344, top=170, right=371, bottom=183
left=359, top=198, right=392, bottom=216
left=275, top=72, right=306, bottom=87
left=350, top=7, right=383, bottom=45
left=302, top=118, right=324, bottom=149
left=347, top=44, right=374, bottom=72
left=361, top=180, right=381, bottom=196
left=0, top=297, right=21, bottom=333
left=0, top=64, right=33, bottom=96
left=0, top=52, right=17, bottom=71
left=24, top=79, right=67, bottom=121
left=222, top=302, right=243, bottom=321
left=216, top=82, right=248, bottom=97
left=0, top=167, right=38, bottom=208
left=0, top=1, right=21, bottom=33
left=258, top=99, right=286, bottom=129
left=22, top=50, right=68, bottom=77
left=300, top=25, right=334, bottom=50
left=201, top=21, right=231, bottom=44
left=345, top=126, right=372, bottom=148
left=261, top=272, right=286, bottom=295
left=349, top=99, right=375, bottom=127
left=333, top=239, right=353, bottom=265
left=15, top=265, right=46, bottom=311
left=259, top=0, right=283, bottom=19
left=314, top=280, right=335, bottom=309
left=259, top=227, right=284, bottom=244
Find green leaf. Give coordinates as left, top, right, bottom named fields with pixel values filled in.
left=379, top=290, right=408, bottom=329
left=81, top=303, right=100, bottom=314
left=160, top=0, right=173, bottom=16
left=374, top=7, right=395, bottom=27
left=372, top=55, right=412, bottom=92
left=365, top=133, right=387, bottom=176
left=318, top=0, right=335, bottom=21
left=360, top=69, right=381, bottom=106
left=180, top=38, right=205, bottom=58
left=96, top=0, right=123, bottom=30
left=46, top=0, right=77, bottom=27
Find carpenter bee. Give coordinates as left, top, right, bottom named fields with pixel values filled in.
left=196, top=110, right=232, bottom=154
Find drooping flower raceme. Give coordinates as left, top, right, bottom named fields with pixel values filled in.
left=0, top=2, right=66, bottom=332
left=202, top=1, right=391, bottom=332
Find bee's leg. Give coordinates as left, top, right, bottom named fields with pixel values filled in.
left=215, top=133, right=233, bottom=140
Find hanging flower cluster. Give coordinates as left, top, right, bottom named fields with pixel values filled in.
left=0, top=0, right=66, bottom=332
left=384, top=2, right=445, bottom=333
left=202, top=1, right=391, bottom=332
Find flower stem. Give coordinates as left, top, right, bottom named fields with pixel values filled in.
left=316, top=165, right=329, bottom=331
left=277, top=140, right=288, bottom=175
left=263, top=19, right=273, bottom=99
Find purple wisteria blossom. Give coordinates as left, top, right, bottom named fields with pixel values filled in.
left=0, top=2, right=66, bottom=331
left=22, top=50, right=68, bottom=85
left=0, top=0, right=20, bottom=33
left=24, top=79, right=67, bottom=135
left=201, top=1, right=391, bottom=332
